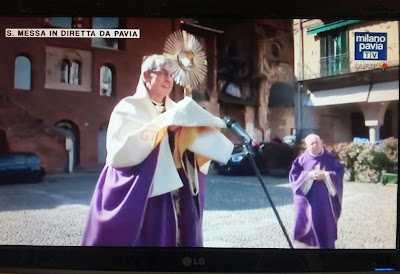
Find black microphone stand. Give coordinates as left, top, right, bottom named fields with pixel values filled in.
left=242, top=141, right=294, bottom=249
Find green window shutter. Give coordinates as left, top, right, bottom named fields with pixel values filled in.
left=320, top=36, right=327, bottom=57
left=320, top=36, right=328, bottom=76
left=334, top=33, right=342, bottom=72
left=341, top=30, right=348, bottom=53
left=341, top=31, right=349, bottom=71
left=319, top=30, right=349, bottom=76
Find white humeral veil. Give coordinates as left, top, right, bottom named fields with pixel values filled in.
left=105, top=78, right=234, bottom=197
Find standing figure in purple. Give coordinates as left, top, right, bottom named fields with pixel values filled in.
left=289, top=134, right=344, bottom=248
left=82, top=54, right=233, bottom=247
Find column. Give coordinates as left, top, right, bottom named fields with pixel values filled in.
left=361, top=102, right=389, bottom=143
left=65, top=136, right=73, bottom=173
left=299, top=91, right=319, bottom=139
left=368, top=125, right=380, bottom=144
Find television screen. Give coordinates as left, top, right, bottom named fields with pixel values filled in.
left=0, top=3, right=399, bottom=272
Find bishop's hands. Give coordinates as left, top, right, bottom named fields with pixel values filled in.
left=310, top=164, right=327, bottom=181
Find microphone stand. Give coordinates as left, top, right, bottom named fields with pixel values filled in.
left=242, top=141, right=294, bottom=249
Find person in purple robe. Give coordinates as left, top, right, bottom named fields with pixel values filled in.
left=289, top=134, right=344, bottom=248
left=82, top=54, right=233, bottom=247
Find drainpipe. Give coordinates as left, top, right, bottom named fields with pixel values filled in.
left=296, top=20, right=304, bottom=141
left=298, top=19, right=304, bottom=80
left=296, top=82, right=302, bottom=141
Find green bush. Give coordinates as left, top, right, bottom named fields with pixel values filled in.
left=355, top=144, right=392, bottom=183
left=332, top=142, right=363, bottom=181
left=324, top=138, right=397, bottom=183
left=379, top=137, right=398, bottom=173
left=323, top=143, right=339, bottom=157
left=324, top=142, right=359, bottom=181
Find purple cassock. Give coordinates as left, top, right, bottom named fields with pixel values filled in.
left=289, top=149, right=344, bottom=248
left=82, top=145, right=205, bottom=247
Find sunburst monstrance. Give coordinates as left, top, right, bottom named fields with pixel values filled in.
left=163, top=30, right=207, bottom=97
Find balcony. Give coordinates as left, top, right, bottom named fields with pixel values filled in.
left=297, top=42, right=399, bottom=81
left=320, top=53, right=350, bottom=78
left=296, top=54, right=350, bottom=81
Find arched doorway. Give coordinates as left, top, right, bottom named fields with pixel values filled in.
left=55, top=120, right=80, bottom=172
left=350, top=112, right=369, bottom=140
left=0, top=129, right=8, bottom=152
left=267, top=82, right=296, bottom=140
left=380, top=110, right=393, bottom=140
left=98, top=123, right=108, bottom=164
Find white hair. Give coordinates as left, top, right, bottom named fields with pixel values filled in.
left=140, top=54, right=170, bottom=76
left=304, top=134, right=322, bottom=146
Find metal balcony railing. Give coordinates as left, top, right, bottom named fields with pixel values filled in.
left=297, top=42, right=400, bottom=81
left=319, top=53, right=350, bottom=77
left=296, top=54, right=350, bottom=80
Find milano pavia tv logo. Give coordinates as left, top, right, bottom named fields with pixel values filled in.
left=355, top=32, right=387, bottom=61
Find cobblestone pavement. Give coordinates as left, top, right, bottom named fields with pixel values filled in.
left=203, top=174, right=398, bottom=249
left=0, top=171, right=397, bottom=249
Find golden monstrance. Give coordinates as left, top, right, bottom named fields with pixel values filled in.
left=163, top=30, right=208, bottom=97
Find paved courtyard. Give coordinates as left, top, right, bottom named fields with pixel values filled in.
left=0, top=171, right=397, bottom=249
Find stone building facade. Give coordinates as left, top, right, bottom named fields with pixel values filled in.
left=293, top=19, right=399, bottom=143
left=0, top=17, right=296, bottom=172
left=200, top=19, right=296, bottom=143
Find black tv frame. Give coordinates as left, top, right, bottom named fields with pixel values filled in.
left=0, top=246, right=399, bottom=272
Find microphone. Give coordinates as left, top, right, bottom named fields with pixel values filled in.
left=224, top=117, right=252, bottom=144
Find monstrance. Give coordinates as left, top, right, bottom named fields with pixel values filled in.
left=163, top=30, right=207, bottom=97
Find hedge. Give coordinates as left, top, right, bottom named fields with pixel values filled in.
left=325, top=137, right=398, bottom=183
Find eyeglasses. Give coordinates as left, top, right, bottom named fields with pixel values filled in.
left=150, top=69, right=172, bottom=77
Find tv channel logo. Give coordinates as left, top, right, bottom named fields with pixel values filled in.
left=355, top=32, right=387, bottom=61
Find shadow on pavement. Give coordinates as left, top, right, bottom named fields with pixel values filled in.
left=0, top=171, right=294, bottom=212
left=0, top=172, right=99, bottom=212
left=205, top=174, right=293, bottom=211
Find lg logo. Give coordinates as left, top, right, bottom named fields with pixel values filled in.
left=182, top=256, right=206, bottom=266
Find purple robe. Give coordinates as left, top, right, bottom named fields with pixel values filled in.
left=82, top=145, right=205, bottom=247
left=289, top=149, right=344, bottom=248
